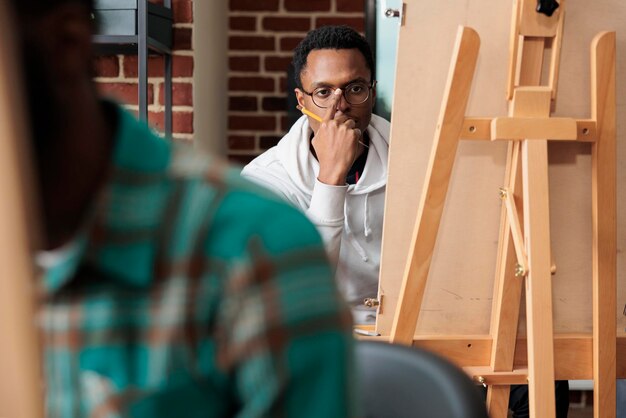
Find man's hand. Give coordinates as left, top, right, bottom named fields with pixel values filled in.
left=312, top=89, right=362, bottom=186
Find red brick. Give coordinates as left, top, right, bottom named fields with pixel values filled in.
left=97, top=82, right=154, bottom=105
left=262, top=16, right=311, bottom=32
left=123, top=56, right=194, bottom=78
left=315, top=17, right=365, bottom=32
left=230, top=16, right=256, bottom=31
left=229, top=76, right=274, bottom=92
left=260, top=135, right=282, bottom=149
left=336, top=0, right=365, bottom=12
left=262, top=96, right=287, bottom=111
left=174, top=27, right=193, bottom=50
left=284, top=0, right=330, bottom=12
left=280, top=115, right=290, bottom=131
left=149, top=111, right=194, bottom=134
left=172, top=0, right=193, bottom=23
left=123, top=56, right=165, bottom=78
left=228, top=135, right=255, bottom=150
left=229, top=115, right=276, bottom=131
left=229, top=56, right=260, bottom=72
left=93, top=56, right=120, bottom=77
left=230, top=0, right=279, bottom=11
left=158, top=82, right=193, bottom=106
left=280, top=36, right=304, bottom=51
left=172, top=56, right=194, bottom=77
left=279, top=76, right=288, bottom=93
left=229, top=36, right=275, bottom=51
left=264, top=56, right=292, bottom=72
left=229, top=96, right=258, bottom=111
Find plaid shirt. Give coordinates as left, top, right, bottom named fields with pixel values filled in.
left=37, top=105, right=355, bottom=418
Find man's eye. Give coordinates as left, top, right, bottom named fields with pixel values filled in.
left=348, top=85, right=365, bottom=94
left=314, top=89, right=331, bottom=98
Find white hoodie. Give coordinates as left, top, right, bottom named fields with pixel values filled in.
left=241, top=114, right=390, bottom=320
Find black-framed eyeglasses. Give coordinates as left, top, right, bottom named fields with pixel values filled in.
left=301, top=81, right=377, bottom=108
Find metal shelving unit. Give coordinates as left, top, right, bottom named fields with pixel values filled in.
left=93, top=0, right=173, bottom=136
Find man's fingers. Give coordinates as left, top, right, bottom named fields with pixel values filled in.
left=343, top=119, right=356, bottom=129
left=322, top=89, right=342, bottom=122
left=353, top=128, right=362, bottom=139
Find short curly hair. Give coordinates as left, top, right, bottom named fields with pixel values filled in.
left=292, top=25, right=375, bottom=90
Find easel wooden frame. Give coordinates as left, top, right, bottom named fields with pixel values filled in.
left=0, top=0, right=44, bottom=416
left=368, top=1, right=617, bottom=417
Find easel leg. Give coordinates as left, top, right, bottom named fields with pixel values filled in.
left=522, top=138, right=556, bottom=418
left=487, top=141, right=524, bottom=418
left=487, top=386, right=512, bottom=417
left=390, top=27, right=480, bottom=345
left=591, top=31, right=617, bottom=418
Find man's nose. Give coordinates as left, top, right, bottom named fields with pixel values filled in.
left=335, top=93, right=350, bottom=112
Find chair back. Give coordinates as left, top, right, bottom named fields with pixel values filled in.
left=356, top=341, right=489, bottom=418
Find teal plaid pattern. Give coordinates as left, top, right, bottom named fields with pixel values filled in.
left=38, top=105, right=355, bottom=418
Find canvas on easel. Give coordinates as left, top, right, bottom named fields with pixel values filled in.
left=370, top=0, right=623, bottom=417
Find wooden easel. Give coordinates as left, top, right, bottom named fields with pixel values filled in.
left=0, top=0, right=44, bottom=416
left=379, top=1, right=616, bottom=417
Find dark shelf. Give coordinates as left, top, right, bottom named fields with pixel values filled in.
left=92, top=0, right=173, bottom=137
left=93, top=35, right=172, bottom=55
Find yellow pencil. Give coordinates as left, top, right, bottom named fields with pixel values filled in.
left=296, top=105, right=323, bottom=122
left=298, top=105, right=368, bottom=148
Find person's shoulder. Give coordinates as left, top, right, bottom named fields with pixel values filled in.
left=242, top=115, right=310, bottom=174
left=241, top=139, right=285, bottom=178
left=169, top=146, right=324, bottom=258
left=109, top=102, right=173, bottom=172
left=370, top=113, right=391, bottom=131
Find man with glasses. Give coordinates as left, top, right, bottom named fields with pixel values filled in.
left=242, top=26, right=390, bottom=324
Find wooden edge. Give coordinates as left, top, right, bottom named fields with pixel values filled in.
left=487, top=143, right=523, bottom=418
left=501, top=187, right=528, bottom=273
left=548, top=6, right=566, bottom=100
left=591, top=32, right=616, bottom=126
left=465, top=366, right=528, bottom=385
left=491, top=117, right=578, bottom=140
left=355, top=334, right=626, bottom=380
left=389, top=26, right=480, bottom=345
left=461, top=118, right=598, bottom=142
left=461, top=117, right=492, bottom=140
left=0, top=1, right=44, bottom=417
left=507, top=0, right=522, bottom=100
left=576, top=120, right=598, bottom=142
left=590, top=30, right=617, bottom=418
left=487, top=386, right=512, bottom=418
left=461, top=118, right=596, bottom=142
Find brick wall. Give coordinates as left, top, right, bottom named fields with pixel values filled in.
left=92, top=0, right=365, bottom=156
left=228, top=0, right=366, bottom=164
left=94, top=0, right=195, bottom=142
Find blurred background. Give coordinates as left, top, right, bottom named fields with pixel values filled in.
left=94, top=0, right=401, bottom=165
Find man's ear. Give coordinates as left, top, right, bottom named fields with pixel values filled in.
left=46, top=4, right=94, bottom=81
left=295, top=88, right=307, bottom=108
left=371, top=83, right=377, bottom=106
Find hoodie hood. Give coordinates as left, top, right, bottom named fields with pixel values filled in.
left=274, top=114, right=390, bottom=198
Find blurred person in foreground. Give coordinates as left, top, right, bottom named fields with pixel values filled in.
left=9, top=0, right=355, bottom=416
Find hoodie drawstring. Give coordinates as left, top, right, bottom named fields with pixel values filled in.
left=344, top=199, right=369, bottom=262
left=363, top=194, right=371, bottom=238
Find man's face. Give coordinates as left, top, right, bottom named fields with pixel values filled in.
left=19, top=18, right=63, bottom=155
left=14, top=4, right=94, bottom=156
left=295, top=48, right=375, bottom=134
